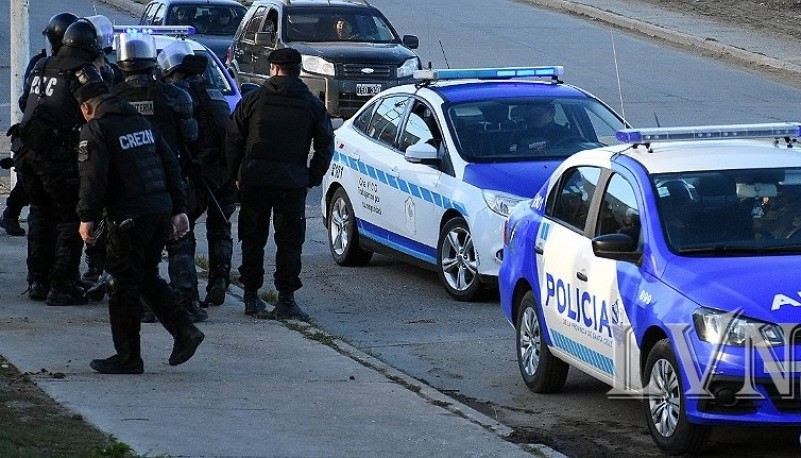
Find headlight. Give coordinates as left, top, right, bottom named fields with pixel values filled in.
left=396, top=57, right=419, bottom=78
left=301, top=55, right=335, bottom=77
left=483, top=189, right=526, bottom=217
left=693, top=307, right=784, bottom=346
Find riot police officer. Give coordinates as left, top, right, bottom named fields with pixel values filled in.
left=75, top=74, right=204, bottom=374
left=226, top=47, right=334, bottom=319
left=157, top=42, right=237, bottom=307
left=2, top=12, right=77, bottom=238
left=111, top=33, right=206, bottom=322
left=16, top=17, right=104, bottom=305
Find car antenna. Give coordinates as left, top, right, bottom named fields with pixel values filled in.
left=92, top=0, right=98, bottom=14
left=610, top=30, right=626, bottom=120
left=439, top=40, right=451, bottom=69
left=653, top=112, right=661, bottom=127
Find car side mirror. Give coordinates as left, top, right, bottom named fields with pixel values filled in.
left=254, top=31, right=275, bottom=46
left=240, top=82, right=260, bottom=96
left=404, top=142, right=438, bottom=164
left=592, top=233, right=642, bottom=263
left=402, top=34, right=419, bottom=49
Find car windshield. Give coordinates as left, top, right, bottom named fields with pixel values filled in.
left=169, top=5, right=246, bottom=35
left=444, top=97, right=625, bottom=163
left=284, top=8, right=398, bottom=43
left=107, top=46, right=233, bottom=95
left=654, top=168, right=801, bottom=255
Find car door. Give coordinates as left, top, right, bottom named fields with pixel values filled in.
left=338, top=95, right=414, bottom=256
left=537, top=166, right=608, bottom=378
left=394, top=98, right=446, bottom=260
left=233, top=5, right=266, bottom=81
left=251, top=8, right=280, bottom=82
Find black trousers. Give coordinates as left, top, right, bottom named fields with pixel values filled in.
left=167, top=177, right=237, bottom=302
left=105, top=212, right=191, bottom=365
left=20, top=156, right=82, bottom=286
left=238, top=186, right=306, bottom=293
left=3, top=178, right=30, bottom=218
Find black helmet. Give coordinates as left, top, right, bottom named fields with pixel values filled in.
left=62, top=19, right=103, bottom=56
left=43, top=12, right=78, bottom=52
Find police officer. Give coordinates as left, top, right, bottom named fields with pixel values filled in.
left=75, top=74, right=204, bottom=374
left=2, top=13, right=78, bottom=238
left=226, top=47, right=334, bottom=319
left=16, top=17, right=104, bottom=305
left=111, top=33, right=206, bottom=322
left=158, top=42, right=237, bottom=307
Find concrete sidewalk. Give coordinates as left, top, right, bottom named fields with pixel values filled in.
left=3, top=0, right=800, bottom=456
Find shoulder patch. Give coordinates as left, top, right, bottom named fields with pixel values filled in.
left=206, top=88, right=226, bottom=102
left=78, top=140, right=90, bottom=162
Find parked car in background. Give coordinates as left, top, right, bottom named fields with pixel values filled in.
left=138, top=0, right=247, bottom=61
left=500, top=123, right=801, bottom=454
left=321, top=66, right=627, bottom=301
left=228, top=0, right=420, bottom=118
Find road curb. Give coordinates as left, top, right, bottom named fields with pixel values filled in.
left=522, top=0, right=801, bottom=78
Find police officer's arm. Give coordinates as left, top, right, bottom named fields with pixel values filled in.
left=156, top=135, right=189, bottom=217
left=18, top=51, right=46, bottom=112
left=77, top=123, right=111, bottom=226
left=307, top=100, right=335, bottom=187
left=225, top=91, right=255, bottom=183
left=169, top=85, right=199, bottom=147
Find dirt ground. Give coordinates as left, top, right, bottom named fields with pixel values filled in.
left=632, top=0, right=801, bottom=42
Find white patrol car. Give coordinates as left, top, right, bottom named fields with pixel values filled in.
left=321, top=66, right=627, bottom=300
left=500, top=123, right=801, bottom=454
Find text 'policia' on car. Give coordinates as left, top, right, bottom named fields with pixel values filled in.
left=322, top=66, right=627, bottom=301
left=499, top=122, right=801, bottom=455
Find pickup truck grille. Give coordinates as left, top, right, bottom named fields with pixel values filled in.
left=340, top=64, right=393, bottom=79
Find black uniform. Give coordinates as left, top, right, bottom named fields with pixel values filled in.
left=172, top=75, right=237, bottom=305
left=17, top=46, right=97, bottom=302
left=77, top=94, right=203, bottom=373
left=226, top=75, right=334, bottom=306
left=112, top=74, right=202, bottom=314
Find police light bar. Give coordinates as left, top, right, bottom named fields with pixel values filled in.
left=616, top=123, right=801, bottom=143
left=113, top=25, right=196, bottom=36
left=413, top=66, right=564, bottom=81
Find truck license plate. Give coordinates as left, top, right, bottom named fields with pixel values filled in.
left=356, top=84, right=382, bottom=96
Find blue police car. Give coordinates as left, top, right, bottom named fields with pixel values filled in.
left=500, top=123, right=801, bottom=454
left=322, top=66, right=626, bottom=300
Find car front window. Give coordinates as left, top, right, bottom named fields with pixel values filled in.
left=654, top=168, right=801, bottom=254
left=285, top=8, right=398, bottom=43
left=445, top=97, right=625, bottom=163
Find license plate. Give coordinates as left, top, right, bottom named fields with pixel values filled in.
left=356, top=84, right=382, bottom=96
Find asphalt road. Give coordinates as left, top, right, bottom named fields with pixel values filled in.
left=4, top=0, right=801, bottom=456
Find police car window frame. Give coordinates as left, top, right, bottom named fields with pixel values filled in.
left=365, top=95, right=411, bottom=151
left=547, top=165, right=603, bottom=233
left=595, top=172, right=643, bottom=247
left=398, top=97, right=454, bottom=176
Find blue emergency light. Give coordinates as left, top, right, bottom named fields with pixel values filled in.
left=413, top=66, right=564, bottom=81
left=113, top=25, right=196, bottom=36
left=616, top=123, right=801, bottom=143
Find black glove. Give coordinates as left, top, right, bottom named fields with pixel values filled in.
left=0, top=157, right=14, bottom=170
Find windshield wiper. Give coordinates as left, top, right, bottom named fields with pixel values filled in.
left=678, top=244, right=801, bottom=255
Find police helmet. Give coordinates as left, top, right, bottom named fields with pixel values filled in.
left=83, top=15, right=115, bottom=52
left=116, top=33, right=157, bottom=73
left=43, top=12, right=78, bottom=52
left=62, top=19, right=103, bottom=56
left=157, top=40, right=194, bottom=77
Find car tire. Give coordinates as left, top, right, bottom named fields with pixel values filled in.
left=328, top=188, right=373, bottom=266
left=643, top=339, right=709, bottom=455
left=437, top=217, right=483, bottom=301
left=515, top=290, right=569, bottom=393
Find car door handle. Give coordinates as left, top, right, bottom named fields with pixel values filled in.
left=576, top=272, right=588, bottom=282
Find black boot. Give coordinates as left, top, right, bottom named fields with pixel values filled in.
left=46, top=283, right=88, bottom=306
left=0, top=209, right=25, bottom=236
left=169, top=324, right=204, bottom=366
left=204, top=276, right=227, bottom=306
left=89, top=354, right=144, bottom=374
left=184, top=298, right=209, bottom=323
left=27, top=281, right=49, bottom=301
left=268, top=292, right=310, bottom=321
left=243, top=289, right=266, bottom=316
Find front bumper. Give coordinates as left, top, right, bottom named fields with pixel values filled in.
left=301, top=74, right=413, bottom=118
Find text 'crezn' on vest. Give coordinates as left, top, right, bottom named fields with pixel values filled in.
left=113, top=77, right=181, bottom=153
